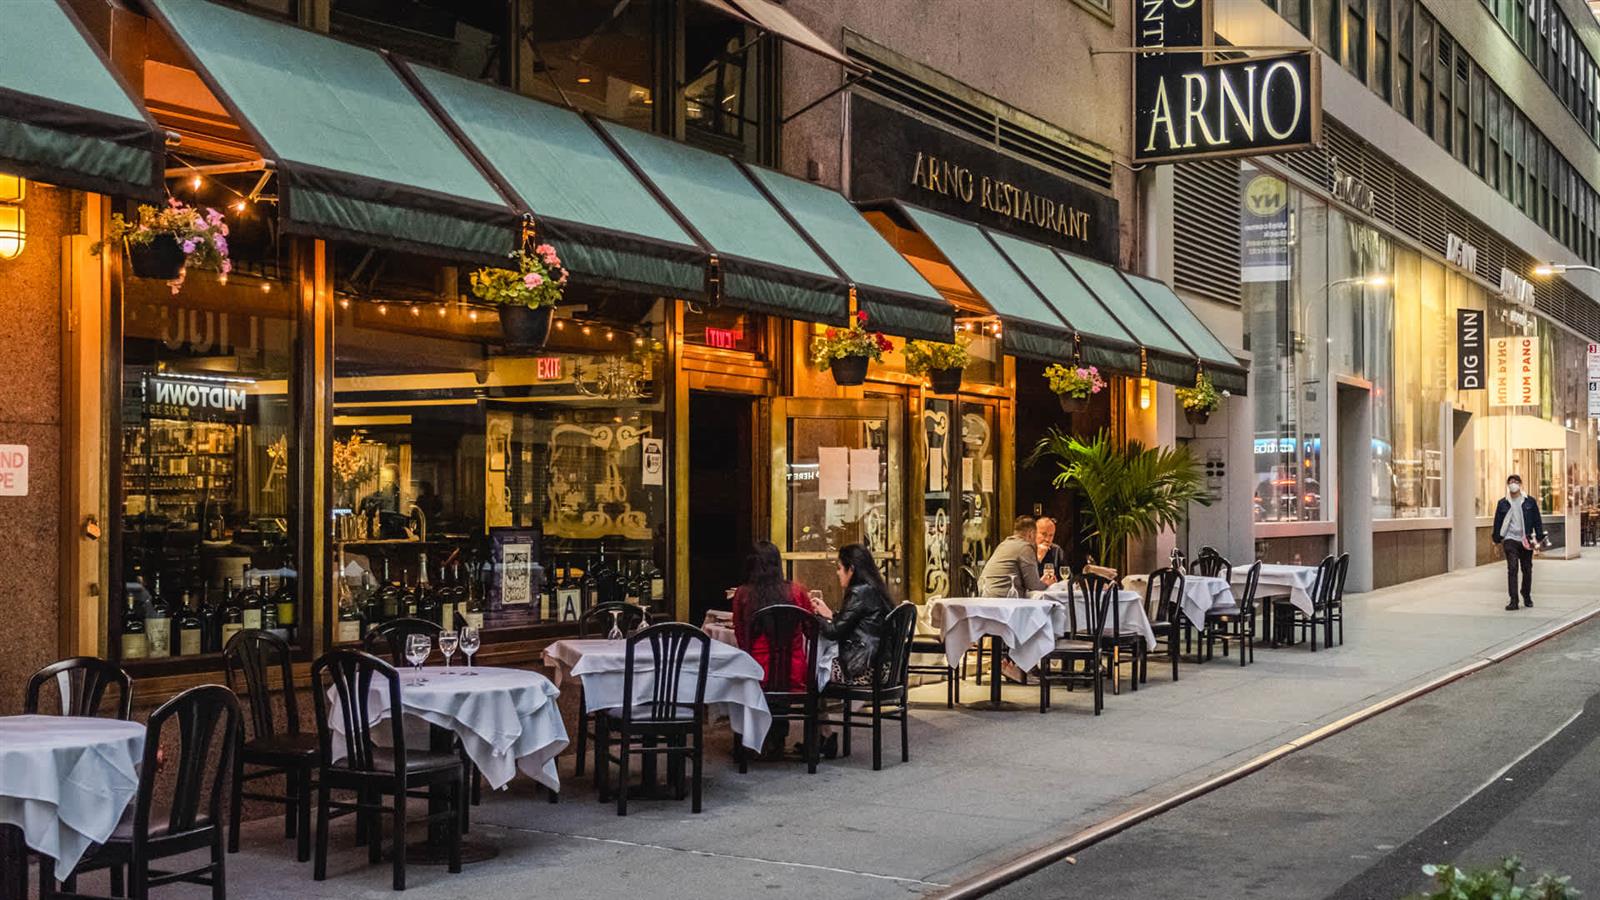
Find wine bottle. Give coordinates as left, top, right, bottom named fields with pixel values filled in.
left=201, top=582, right=224, bottom=653
left=462, top=571, right=485, bottom=631
left=336, top=573, right=362, bottom=644
left=377, top=556, right=400, bottom=621
left=544, top=565, right=563, bottom=622
left=259, top=577, right=279, bottom=632
left=623, top=560, right=643, bottom=606
left=220, top=577, right=245, bottom=646
left=416, top=552, right=440, bottom=625
left=176, top=589, right=203, bottom=656
left=145, top=572, right=172, bottom=659
left=120, top=593, right=147, bottom=660
left=238, top=565, right=263, bottom=630
left=273, top=576, right=297, bottom=638
left=579, top=558, right=598, bottom=612
left=647, top=560, right=666, bottom=611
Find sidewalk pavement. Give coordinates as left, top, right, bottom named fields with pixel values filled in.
left=221, top=554, right=1600, bottom=900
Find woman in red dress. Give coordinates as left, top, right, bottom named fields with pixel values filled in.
left=731, top=541, right=822, bottom=691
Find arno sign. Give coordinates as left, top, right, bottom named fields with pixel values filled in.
left=1134, top=0, right=1320, bottom=164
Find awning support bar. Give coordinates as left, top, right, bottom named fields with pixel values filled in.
left=782, top=71, right=868, bottom=124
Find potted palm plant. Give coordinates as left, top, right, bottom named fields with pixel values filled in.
left=811, top=310, right=892, bottom=386
left=1045, top=363, right=1106, bottom=414
left=470, top=237, right=568, bottom=349
left=904, top=333, right=971, bottom=394
left=97, top=199, right=232, bottom=292
left=1028, top=428, right=1210, bottom=572
left=1175, top=372, right=1221, bottom=425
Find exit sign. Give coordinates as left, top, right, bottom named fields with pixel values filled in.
left=704, top=327, right=742, bottom=350
left=535, top=357, right=562, bottom=380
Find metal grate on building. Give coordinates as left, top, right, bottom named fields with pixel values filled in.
left=1173, top=159, right=1243, bottom=305
left=844, top=35, right=1115, bottom=191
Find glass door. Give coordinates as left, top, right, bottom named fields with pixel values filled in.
left=918, top=396, right=1001, bottom=602
left=772, top=398, right=902, bottom=608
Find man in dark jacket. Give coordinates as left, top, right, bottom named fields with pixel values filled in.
left=1491, top=473, right=1547, bottom=611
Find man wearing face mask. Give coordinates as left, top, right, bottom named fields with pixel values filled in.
left=1491, top=474, right=1547, bottom=611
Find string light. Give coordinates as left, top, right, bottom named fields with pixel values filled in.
left=217, top=273, right=227, bottom=285
left=581, top=325, right=592, bottom=336
left=231, top=200, right=247, bottom=213
left=634, top=336, right=644, bottom=347
left=190, top=175, right=202, bottom=191
left=604, top=329, right=614, bottom=341
left=468, top=309, right=479, bottom=321
left=259, top=282, right=271, bottom=293
left=339, top=297, right=350, bottom=309
left=554, top=319, right=565, bottom=330
left=377, top=303, right=388, bottom=315
left=409, top=305, right=420, bottom=317
left=436, top=305, right=446, bottom=317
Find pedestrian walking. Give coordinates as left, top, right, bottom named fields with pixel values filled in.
left=1491, top=474, right=1548, bottom=611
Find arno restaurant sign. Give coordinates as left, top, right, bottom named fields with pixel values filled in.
left=848, top=96, right=1120, bottom=263
left=1134, top=0, right=1320, bottom=164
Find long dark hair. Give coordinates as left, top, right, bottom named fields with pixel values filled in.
left=743, top=541, right=791, bottom=614
left=838, top=543, right=890, bottom=607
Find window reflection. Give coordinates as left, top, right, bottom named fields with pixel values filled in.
left=331, top=0, right=511, bottom=84
left=522, top=0, right=658, bottom=130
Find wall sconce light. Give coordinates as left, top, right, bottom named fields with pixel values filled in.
left=1138, top=376, right=1154, bottom=410
left=0, top=173, right=26, bottom=260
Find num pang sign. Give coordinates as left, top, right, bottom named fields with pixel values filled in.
left=1134, top=0, right=1320, bottom=164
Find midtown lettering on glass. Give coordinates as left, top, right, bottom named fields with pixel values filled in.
left=1133, top=0, right=1320, bottom=164
left=908, top=151, right=1093, bottom=242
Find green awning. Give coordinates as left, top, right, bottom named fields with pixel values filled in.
left=1056, top=252, right=1199, bottom=386
left=895, top=204, right=1076, bottom=363
left=0, top=0, right=163, bottom=198
left=742, top=165, right=952, bottom=342
left=401, top=63, right=708, bottom=298
left=146, top=0, right=519, bottom=263
left=984, top=230, right=1141, bottom=373
left=597, top=121, right=849, bottom=323
left=1122, top=273, right=1247, bottom=393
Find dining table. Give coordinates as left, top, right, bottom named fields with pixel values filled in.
left=927, top=596, right=1066, bottom=710
left=701, top=611, right=843, bottom=691
left=0, top=715, right=146, bottom=900
left=1038, top=586, right=1158, bottom=649
left=1234, top=562, right=1323, bottom=645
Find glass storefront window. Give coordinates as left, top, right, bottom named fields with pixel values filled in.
left=1243, top=165, right=1329, bottom=522
left=683, top=305, right=763, bottom=355
left=523, top=0, right=658, bottom=131
left=330, top=249, right=670, bottom=640
left=116, top=208, right=297, bottom=664
left=332, top=0, right=511, bottom=85
left=683, top=0, right=765, bottom=159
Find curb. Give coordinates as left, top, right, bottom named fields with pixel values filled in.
left=929, top=605, right=1600, bottom=900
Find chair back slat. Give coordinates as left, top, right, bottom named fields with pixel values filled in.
left=223, top=629, right=299, bottom=740
left=1077, top=574, right=1117, bottom=649
left=362, top=617, right=442, bottom=666
left=1237, top=561, right=1263, bottom=615
left=1189, top=552, right=1232, bottom=583
left=312, top=648, right=405, bottom=773
left=1144, top=567, right=1185, bottom=625
left=1311, top=555, right=1338, bottom=609
left=579, top=602, right=648, bottom=637
left=1333, top=553, right=1351, bottom=604
left=134, top=685, right=239, bottom=841
left=24, top=657, right=133, bottom=720
left=749, top=605, right=819, bottom=695
left=622, top=623, right=710, bottom=724
left=876, top=604, right=917, bottom=690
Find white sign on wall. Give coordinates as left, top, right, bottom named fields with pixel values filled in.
left=1588, top=380, right=1600, bottom=418
left=0, top=445, right=27, bottom=496
left=1587, top=342, right=1600, bottom=379
left=1489, top=336, right=1540, bottom=407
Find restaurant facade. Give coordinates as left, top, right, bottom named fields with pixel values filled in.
left=0, top=0, right=1246, bottom=706
left=1151, top=0, right=1600, bottom=591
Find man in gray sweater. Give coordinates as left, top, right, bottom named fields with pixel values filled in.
left=978, top=515, right=1050, bottom=597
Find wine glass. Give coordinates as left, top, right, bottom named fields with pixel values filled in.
left=458, top=626, right=480, bottom=675
left=404, top=633, right=430, bottom=686
left=438, top=629, right=459, bottom=674
left=808, top=589, right=825, bottom=614
left=606, top=610, right=624, bottom=641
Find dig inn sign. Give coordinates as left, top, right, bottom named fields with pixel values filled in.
left=1133, top=0, right=1321, bottom=164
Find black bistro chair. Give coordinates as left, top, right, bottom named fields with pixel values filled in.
left=737, top=605, right=821, bottom=773
left=1189, top=549, right=1233, bottom=583
left=595, top=623, right=711, bottom=816
left=1203, top=561, right=1260, bottom=666
left=573, top=603, right=650, bottom=778
left=1274, top=555, right=1338, bottom=650
left=1038, top=574, right=1115, bottom=715
left=1139, top=567, right=1185, bottom=682
left=1325, top=552, right=1351, bottom=646
left=223, top=629, right=319, bottom=862
left=820, top=603, right=916, bottom=771
left=25, top=657, right=133, bottom=719
left=361, top=618, right=443, bottom=666
left=312, top=649, right=465, bottom=891
left=39, top=685, right=241, bottom=900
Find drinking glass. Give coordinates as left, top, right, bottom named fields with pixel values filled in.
left=606, top=610, right=624, bottom=641
left=808, top=589, right=825, bottom=613
left=458, top=626, right=480, bottom=675
left=438, top=630, right=459, bottom=674
left=404, top=633, right=430, bottom=686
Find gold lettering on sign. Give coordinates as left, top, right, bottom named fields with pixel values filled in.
left=909, top=150, right=1094, bottom=243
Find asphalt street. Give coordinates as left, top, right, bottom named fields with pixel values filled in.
left=985, top=611, right=1600, bottom=900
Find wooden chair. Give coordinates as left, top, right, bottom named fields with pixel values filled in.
left=312, top=649, right=464, bottom=891
left=25, top=657, right=132, bottom=719
left=360, top=618, right=442, bottom=666
left=819, top=604, right=916, bottom=771
left=573, top=603, right=649, bottom=778
left=1139, top=567, right=1184, bottom=682
left=736, top=605, right=820, bottom=774
left=595, top=623, right=711, bottom=815
left=223, top=630, right=318, bottom=862
left=1038, top=575, right=1114, bottom=715
left=1204, top=561, right=1260, bottom=666
left=39, top=685, right=240, bottom=900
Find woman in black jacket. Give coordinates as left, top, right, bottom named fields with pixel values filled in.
left=818, top=543, right=893, bottom=685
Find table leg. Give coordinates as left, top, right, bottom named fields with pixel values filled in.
left=1, top=825, right=25, bottom=900
left=404, top=725, right=497, bottom=866
left=965, top=636, right=1025, bottom=711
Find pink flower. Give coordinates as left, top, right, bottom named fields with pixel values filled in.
left=220, top=259, right=232, bottom=274
left=524, top=272, right=544, bottom=288
left=212, top=234, right=227, bottom=252
left=180, top=240, right=196, bottom=254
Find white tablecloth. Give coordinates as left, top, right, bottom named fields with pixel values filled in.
left=1239, top=563, right=1322, bottom=617
left=0, top=716, right=145, bottom=873
left=327, top=666, right=567, bottom=791
left=542, top=639, right=772, bottom=753
left=702, top=617, right=840, bottom=691
left=927, top=597, right=1066, bottom=671
left=1038, top=588, right=1157, bottom=649
left=1125, top=574, right=1238, bottom=629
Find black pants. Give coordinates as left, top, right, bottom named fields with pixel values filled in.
left=1503, top=539, right=1533, bottom=603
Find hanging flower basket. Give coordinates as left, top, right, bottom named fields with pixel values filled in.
left=927, top=366, right=964, bottom=394
left=1176, top=372, right=1221, bottom=427
left=499, top=304, right=555, bottom=349
left=1059, top=393, right=1089, bottom=414
left=127, top=234, right=186, bottom=280
left=1045, top=363, right=1105, bottom=416
left=829, top=354, right=870, bottom=386
left=1184, top=407, right=1211, bottom=426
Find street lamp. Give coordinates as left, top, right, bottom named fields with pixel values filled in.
left=1532, top=263, right=1600, bottom=277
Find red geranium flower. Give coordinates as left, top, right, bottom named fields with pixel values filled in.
left=856, top=310, right=869, bottom=323
left=825, top=328, right=837, bottom=339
